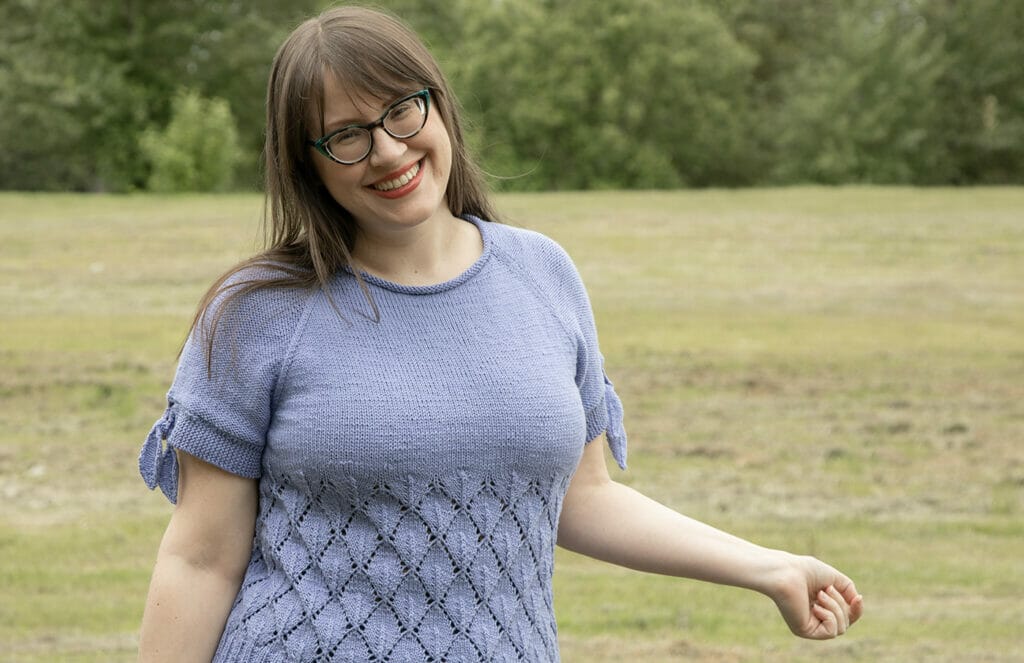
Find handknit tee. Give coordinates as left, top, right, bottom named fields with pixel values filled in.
left=139, top=215, right=627, bottom=662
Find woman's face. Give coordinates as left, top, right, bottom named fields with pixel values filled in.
left=310, top=75, right=454, bottom=237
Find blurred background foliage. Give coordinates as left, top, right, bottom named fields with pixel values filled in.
left=138, top=88, right=242, bottom=193
left=0, top=0, right=1021, bottom=192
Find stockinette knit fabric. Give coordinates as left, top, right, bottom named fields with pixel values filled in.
left=140, top=215, right=627, bottom=662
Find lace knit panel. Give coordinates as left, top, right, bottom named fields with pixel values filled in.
left=216, top=469, right=569, bottom=662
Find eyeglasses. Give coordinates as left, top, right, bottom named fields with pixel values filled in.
left=309, top=89, right=431, bottom=165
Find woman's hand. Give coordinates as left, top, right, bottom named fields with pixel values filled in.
left=765, top=553, right=864, bottom=639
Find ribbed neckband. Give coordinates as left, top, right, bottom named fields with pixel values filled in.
left=344, top=214, right=492, bottom=296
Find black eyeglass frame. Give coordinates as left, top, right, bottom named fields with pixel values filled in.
left=308, top=89, right=432, bottom=165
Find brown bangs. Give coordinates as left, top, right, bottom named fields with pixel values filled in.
left=311, top=14, right=442, bottom=136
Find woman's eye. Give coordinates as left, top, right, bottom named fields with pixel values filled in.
left=389, top=102, right=413, bottom=119
left=331, top=129, right=364, bottom=146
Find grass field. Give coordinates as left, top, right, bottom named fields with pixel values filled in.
left=1, top=187, right=1022, bottom=662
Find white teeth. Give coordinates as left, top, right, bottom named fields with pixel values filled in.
left=372, top=162, right=420, bottom=191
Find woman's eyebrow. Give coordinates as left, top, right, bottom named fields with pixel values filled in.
left=323, top=92, right=408, bottom=133
left=323, top=113, right=369, bottom=133
left=323, top=101, right=389, bottom=132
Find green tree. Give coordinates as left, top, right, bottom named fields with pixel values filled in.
left=920, top=0, right=1024, bottom=183
left=0, top=1, right=149, bottom=190
left=139, top=89, right=242, bottom=192
left=768, top=4, right=947, bottom=184
left=455, top=0, right=758, bottom=190
left=0, top=0, right=318, bottom=191
left=713, top=0, right=1024, bottom=185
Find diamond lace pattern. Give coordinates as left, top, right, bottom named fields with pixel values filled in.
left=219, top=469, right=569, bottom=662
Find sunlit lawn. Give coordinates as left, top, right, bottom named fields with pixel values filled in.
left=1, top=187, right=1022, bottom=661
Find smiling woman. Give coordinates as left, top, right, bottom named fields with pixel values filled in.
left=135, top=5, right=862, bottom=663
left=308, top=77, right=465, bottom=275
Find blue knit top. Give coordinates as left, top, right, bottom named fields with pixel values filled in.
left=139, top=215, right=627, bottom=662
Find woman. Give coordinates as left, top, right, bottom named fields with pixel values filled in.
left=138, top=6, right=862, bottom=662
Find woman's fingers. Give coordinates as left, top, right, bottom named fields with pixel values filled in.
left=832, top=575, right=863, bottom=617
left=837, top=580, right=865, bottom=626
left=827, top=585, right=851, bottom=631
left=849, top=592, right=865, bottom=624
left=815, top=585, right=849, bottom=636
left=811, top=602, right=839, bottom=637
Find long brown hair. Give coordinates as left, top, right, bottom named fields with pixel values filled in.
left=188, top=6, right=498, bottom=366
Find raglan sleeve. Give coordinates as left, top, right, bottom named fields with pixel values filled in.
left=138, top=281, right=297, bottom=504
left=550, top=242, right=628, bottom=470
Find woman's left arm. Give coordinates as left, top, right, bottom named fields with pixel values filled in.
left=557, top=437, right=865, bottom=639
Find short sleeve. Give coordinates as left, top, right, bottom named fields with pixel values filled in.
left=139, top=276, right=305, bottom=503
left=546, top=242, right=628, bottom=469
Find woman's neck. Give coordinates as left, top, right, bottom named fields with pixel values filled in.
left=351, top=211, right=483, bottom=286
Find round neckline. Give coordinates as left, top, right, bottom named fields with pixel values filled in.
left=344, top=215, right=492, bottom=295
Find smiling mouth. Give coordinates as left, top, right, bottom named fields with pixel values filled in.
left=370, top=161, right=421, bottom=192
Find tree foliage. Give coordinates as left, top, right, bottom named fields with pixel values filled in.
left=919, top=0, right=1024, bottom=183
left=454, top=0, right=758, bottom=189
left=767, top=3, right=947, bottom=183
left=139, top=89, right=242, bottom=192
left=0, top=0, right=317, bottom=191
left=0, top=0, right=1021, bottom=191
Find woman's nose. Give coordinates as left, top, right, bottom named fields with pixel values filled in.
left=368, top=127, right=408, bottom=166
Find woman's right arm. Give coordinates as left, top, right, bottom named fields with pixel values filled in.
left=138, top=451, right=259, bottom=662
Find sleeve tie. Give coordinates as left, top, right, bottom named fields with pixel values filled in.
left=139, top=405, right=179, bottom=503
left=603, top=377, right=628, bottom=470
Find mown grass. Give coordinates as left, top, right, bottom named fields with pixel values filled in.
left=1, top=188, right=1022, bottom=662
